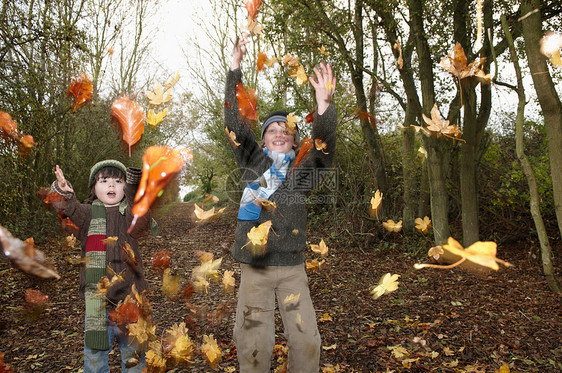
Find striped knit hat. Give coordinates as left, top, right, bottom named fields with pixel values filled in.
left=89, top=160, right=127, bottom=186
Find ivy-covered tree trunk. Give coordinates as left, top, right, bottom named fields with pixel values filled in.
left=521, top=0, right=562, bottom=239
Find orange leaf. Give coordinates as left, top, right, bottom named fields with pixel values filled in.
left=109, top=301, right=139, bottom=325
left=151, top=249, right=171, bottom=271
left=292, top=137, right=313, bottom=170
left=67, top=74, right=93, bottom=111
left=25, top=289, right=49, bottom=306
left=257, top=51, right=267, bottom=72
left=305, top=110, right=315, bottom=124
left=245, top=0, right=262, bottom=19
left=0, top=111, right=18, bottom=137
left=129, top=146, right=191, bottom=231
left=111, top=96, right=146, bottom=157
left=236, top=82, right=258, bottom=122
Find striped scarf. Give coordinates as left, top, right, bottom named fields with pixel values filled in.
left=238, top=148, right=295, bottom=221
left=84, top=200, right=109, bottom=350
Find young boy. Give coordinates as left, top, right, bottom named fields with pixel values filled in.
left=225, top=35, right=337, bottom=372
left=51, top=160, right=150, bottom=373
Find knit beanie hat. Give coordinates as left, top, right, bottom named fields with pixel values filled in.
left=261, top=111, right=300, bottom=141
left=89, top=160, right=127, bottom=186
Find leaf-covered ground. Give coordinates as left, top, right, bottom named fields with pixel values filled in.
left=1, top=202, right=561, bottom=372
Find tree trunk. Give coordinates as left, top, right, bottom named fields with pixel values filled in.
left=521, top=0, right=562, bottom=239
left=502, top=15, right=561, bottom=293
left=410, top=0, right=451, bottom=244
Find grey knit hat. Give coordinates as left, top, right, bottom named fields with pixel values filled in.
left=89, top=160, right=127, bottom=186
left=261, top=111, right=300, bottom=141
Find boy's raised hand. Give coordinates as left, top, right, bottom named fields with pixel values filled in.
left=309, top=62, right=336, bottom=115
left=55, top=165, right=74, bottom=193
left=230, top=33, right=249, bottom=71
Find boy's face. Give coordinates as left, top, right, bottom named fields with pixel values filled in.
left=95, top=176, right=125, bottom=207
left=263, top=122, right=295, bottom=153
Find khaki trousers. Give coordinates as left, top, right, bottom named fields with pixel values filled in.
left=234, top=263, right=321, bottom=372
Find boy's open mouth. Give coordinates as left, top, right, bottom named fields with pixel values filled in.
left=107, top=191, right=116, bottom=197
left=273, top=141, right=285, bottom=145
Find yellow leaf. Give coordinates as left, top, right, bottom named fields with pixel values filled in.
left=147, top=108, right=169, bottom=127
left=202, top=193, right=220, bottom=207
left=193, top=275, right=210, bottom=294
left=388, top=344, right=408, bottom=359
left=428, top=245, right=444, bottom=261
left=194, top=203, right=226, bottom=223
left=319, top=313, right=333, bottom=322
left=255, top=197, right=277, bottom=212
left=495, top=363, right=511, bottom=373
left=417, top=146, right=428, bottom=160
left=286, top=112, right=299, bottom=135
left=325, top=81, right=334, bottom=90
left=164, top=322, right=193, bottom=363
left=415, top=216, right=432, bottom=234
left=162, top=268, right=181, bottom=300
left=322, top=344, right=337, bottom=351
left=127, top=316, right=157, bottom=348
left=305, top=258, right=325, bottom=272
left=246, top=220, right=273, bottom=257
left=65, top=234, right=76, bottom=248
left=196, top=250, right=214, bottom=263
left=246, top=16, right=264, bottom=35
left=222, top=270, right=235, bottom=294
left=145, top=340, right=167, bottom=371
left=440, top=42, right=491, bottom=84
left=444, top=237, right=511, bottom=270
left=443, top=359, right=459, bottom=367
left=402, top=357, right=419, bottom=369
left=393, top=42, right=404, bottom=70
left=225, top=127, right=240, bottom=148
left=192, top=257, right=223, bottom=282
left=283, top=53, right=299, bottom=66
left=382, top=219, right=402, bottom=233
left=283, top=292, right=301, bottom=305
left=369, top=190, right=383, bottom=219
left=146, top=81, right=173, bottom=105
left=443, top=346, right=455, bottom=356
left=317, top=45, right=330, bottom=56
left=422, top=103, right=462, bottom=139
left=201, top=334, right=222, bottom=370
left=164, top=71, right=180, bottom=89
left=370, top=273, right=400, bottom=299
left=550, top=49, right=562, bottom=66
left=288, top=64, right=308, bottom=86
left=310, top=239, right=329, bottom=257
left=103, top=236, right=118, bottom=247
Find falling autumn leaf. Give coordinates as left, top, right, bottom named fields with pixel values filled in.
left=147, top=108, right=169, bottom=127
left=369, top=190, right=383, bottom=219
left=192, top=257, right=222, bottom=282
left=428, top=246, right=444, bottom=261
left=382, top=219, right=402, bottom=233
left=314, top=138, right=329, bottom=154
left=414, top=237, right=512, bottom=271
left=319, top=313, right=333, bottom=322
left=257, top=51, right=267, bottom=72
left=286, top=112, right=299, bottom=135
left=370, top=273, right=400, bottom=299
left=0, top=111, right=35, bottom=154
left=292, top=137, right=313, bottom=170
left=151, top=249, right=171, bottom=271
left=67, top=74, right=93, bottom=111
left=111, top=95, right=145, bottom=157
left=201, top=334, right=222, bottom=370
left=305, top=258, right=325, bottom=272
left=283, top=292, right=300, bottom=306
left=411, top=103, right=462, bottom=140
left=145, top=341, right=166, bottom=370
left=317, top=45, right=330, bottom=56
left=193, top=275, right=210, bottom=294
left=225, top=127, right=240, bottom=148
left=246, top=16, right=264, bottom=35
left=146, top=81, right=173, bottom=105
left=255, top=198, right=277, bottom=212
left=202, top=193, right=220, bottom=207
left=415, top=216, right=432, bottom=234
left=0, top=226, right=60, bottom=279
left=288, top=64, right=308, bottom=86
left=283, top=53, right=300, bottom=66
left=65, top=234, right=76, bottom=248
left=222, top=270, right=235, bottom=294
left=310, top=239, right=329, bottom=257
left=305, top=110, right=315, bottom=124
left=236, top=82, right=258, bottom=122
left=162, top=268, right=181, bottom=300
left=128, top=316, right=157, bottom=348
left=193, top=203, right=226, bottom=224
left=164, top=322, right=194, bottom=363
left=245, top=220, right=273, bottom=257
left=129, top=146, right=191, bottom=232
left=164, top=71, right=181, bottom=89
left=245, top=0, right=262, bottom=19
left=540, top=31, right=562, bottom=66
left=121, top=242, right=138, bottom=267
left=195, top=250, right=215, bottom=263
left=109, top=298, right=139, bottom=325
left=440, top=42, right=491, bottom=84
left=103, top=236, right=118, bottom=247
left=393, top=42, right=404, bottom=70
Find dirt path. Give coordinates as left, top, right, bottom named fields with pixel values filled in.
left=1, top=202, right=561, bottom=372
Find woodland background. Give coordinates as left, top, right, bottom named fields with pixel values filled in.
left=0, top=0, right=561, bottom=371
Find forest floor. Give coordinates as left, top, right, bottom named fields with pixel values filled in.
left=1, top=202, right=561, bottom=372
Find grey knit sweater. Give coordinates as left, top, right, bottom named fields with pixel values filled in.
left=224, top=68, right=337, bottom=266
